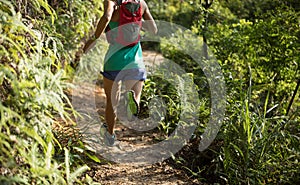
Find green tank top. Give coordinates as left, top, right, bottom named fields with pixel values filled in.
left=104, top=22, right=144, bottom=71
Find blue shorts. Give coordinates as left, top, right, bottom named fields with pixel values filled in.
left=101, top=68, right=147, bottom=81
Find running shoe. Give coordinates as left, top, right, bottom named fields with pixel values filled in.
left=99, top=123, right=116, bottom=147
left=125, top=90, right=139, bottom=121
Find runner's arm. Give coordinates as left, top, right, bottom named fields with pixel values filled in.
left=142, top=1, right=157, bottom=34
left=83, top=0, right=115, bottom=53
left=94, top=0, right=115, bottom=38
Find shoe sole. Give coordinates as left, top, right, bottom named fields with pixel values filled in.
left=99, top=124, right=115, bottom=146
left=99, top=124, right=107, bottom=144
left=126, top=90, right=139, bottom=121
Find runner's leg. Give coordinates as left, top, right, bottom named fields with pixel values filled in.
left=124, top=80, right=144, bottom=104
left=103, top=77, right=121, bottom=135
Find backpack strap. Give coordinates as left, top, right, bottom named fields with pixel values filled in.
left=117, top=0, right=141, bottom=5
left=116, top=0, right=122, bottom=5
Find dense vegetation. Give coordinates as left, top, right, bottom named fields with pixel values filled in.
left=147, top=1, right=300, bottom=184
left=1, top=0, right=299, bottom=184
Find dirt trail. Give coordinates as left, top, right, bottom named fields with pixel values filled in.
left=70, top=51, right=201, bottom=185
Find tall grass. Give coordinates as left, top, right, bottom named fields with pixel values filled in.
left=218, top=66, right=300, bottom=184
left=157, top=20, right=299, bottom=184
left=0, top=0, right=102, bottom=184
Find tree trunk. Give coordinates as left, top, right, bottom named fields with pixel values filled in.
left=286, top=78, right=300, bottom=116
left=202, top=0, right=214, bottom=60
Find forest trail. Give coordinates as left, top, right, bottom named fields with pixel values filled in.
left=70, top=51, right=201, bottom=185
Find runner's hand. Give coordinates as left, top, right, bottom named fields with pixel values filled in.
left=83, top=39, right=96, bottom=54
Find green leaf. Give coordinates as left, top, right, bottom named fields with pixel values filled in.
left=37, top=0, right=57, bottom=24
left=84, top=152, right=101, bottom=163
left=230, top=142, right=245, bottom=159
left=70, top=165, right=90, bottom=183
left=22, top=127, right=47, bottom=151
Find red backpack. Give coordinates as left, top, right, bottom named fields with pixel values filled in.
left=105, top=0, right=142, bottom=47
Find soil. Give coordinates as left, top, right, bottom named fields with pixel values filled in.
left=67, top=51, right=206, bottom=185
